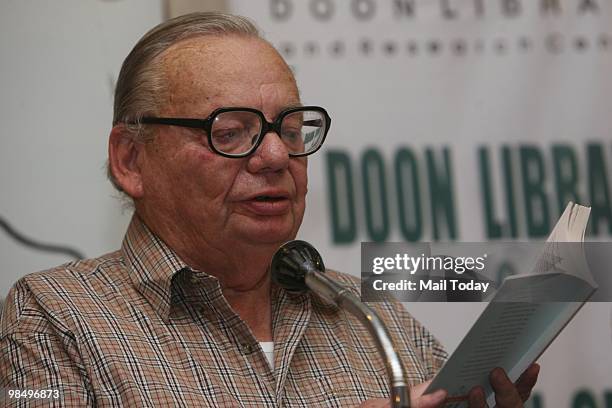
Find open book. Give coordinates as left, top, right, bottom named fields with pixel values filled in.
left=424, top=202, right=597, bottom=407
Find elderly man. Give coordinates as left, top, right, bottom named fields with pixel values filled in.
left=1, top=12, right=538, bottom=407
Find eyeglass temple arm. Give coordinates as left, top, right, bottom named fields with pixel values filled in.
left=139, top=117, right=208, bottom=129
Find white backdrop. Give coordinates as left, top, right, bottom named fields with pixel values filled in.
left=1, top=1, right=611, bottom=407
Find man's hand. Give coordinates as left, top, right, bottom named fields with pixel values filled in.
left=357, top=381, right=447, bottom=408
left=468, top=364, right=540, bottom=407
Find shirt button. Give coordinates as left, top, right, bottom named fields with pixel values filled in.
left=241, top=343, right=254, bottom=354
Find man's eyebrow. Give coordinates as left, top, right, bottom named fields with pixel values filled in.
left=285, top=103, right=304, bottom=109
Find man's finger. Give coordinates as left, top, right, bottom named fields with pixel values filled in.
left=409, top=381, right=447, bottom=408
left=490, top=368, right=523, bottom=407
left=467, top=386, right=487, bottom=407
left=515, top=363, right=540, bottom=402
left=414, top=389, right=447, bottom=408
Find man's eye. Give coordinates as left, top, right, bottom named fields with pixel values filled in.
left=282, top=129, right=302, bottom=142
left=212, top=129, right=241, bottom=144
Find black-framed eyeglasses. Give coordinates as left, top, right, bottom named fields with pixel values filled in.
left=134, top=106, right=331, bottom=158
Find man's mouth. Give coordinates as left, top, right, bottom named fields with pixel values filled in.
left=241, top=192, right=291, bottom=215
left=254, top=195, right=286, bottom=202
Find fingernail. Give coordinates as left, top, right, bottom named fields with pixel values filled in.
left=491, top=367, right=505, bottom=382
left=433, top=389, right=448, bottom=402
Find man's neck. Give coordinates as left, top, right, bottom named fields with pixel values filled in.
left=222, top=276, right=273, bottom=342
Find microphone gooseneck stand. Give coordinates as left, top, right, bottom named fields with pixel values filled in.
left=270, top=240, right=411, bottom=408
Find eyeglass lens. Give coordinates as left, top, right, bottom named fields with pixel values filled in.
left=210, top=109, right=326, bottom=156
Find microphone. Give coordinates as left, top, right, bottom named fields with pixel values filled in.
left=270, top=240, right=411, bottom=408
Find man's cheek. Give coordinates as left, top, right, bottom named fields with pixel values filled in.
left=292, top=162, right=308, bottom=195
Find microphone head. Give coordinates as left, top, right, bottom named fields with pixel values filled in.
left=270, top=240, right=325, bottom=293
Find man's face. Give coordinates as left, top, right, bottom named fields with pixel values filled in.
left=135, top=35, right=306, bottom=254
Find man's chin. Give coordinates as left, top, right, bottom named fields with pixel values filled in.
left=232, top=215, right=299, bottom=246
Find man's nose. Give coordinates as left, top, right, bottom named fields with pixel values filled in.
left=246, top=131, right=290, bottom=173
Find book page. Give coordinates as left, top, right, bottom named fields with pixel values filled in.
left=530, top=202, right=596, bottom=287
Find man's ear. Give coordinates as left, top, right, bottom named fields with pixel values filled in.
left=108, top=125, right=145, bottom=199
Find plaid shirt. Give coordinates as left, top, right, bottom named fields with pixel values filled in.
left=1, top=215, right=447, bottom=407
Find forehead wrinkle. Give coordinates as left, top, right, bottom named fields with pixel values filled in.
left=158, top=35, right=299, bottom=115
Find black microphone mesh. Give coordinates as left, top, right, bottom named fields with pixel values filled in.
left=270, top=240, right=325, bottom=293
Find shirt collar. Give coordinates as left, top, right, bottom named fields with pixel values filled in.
left=122, top=214, right=197, bottom=322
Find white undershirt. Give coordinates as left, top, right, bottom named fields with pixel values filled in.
left=259, top=341, right=274, bottom=369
